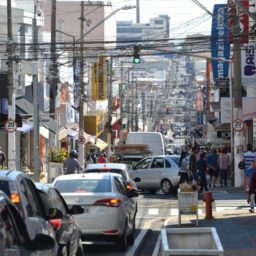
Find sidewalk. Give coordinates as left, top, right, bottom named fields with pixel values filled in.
left=158, top=185, right=256, bottom=256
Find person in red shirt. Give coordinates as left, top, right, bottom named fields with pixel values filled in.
left=97, top=153, right=106, bottom=163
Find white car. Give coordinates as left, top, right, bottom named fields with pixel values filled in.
left=129, top=155, right=180, bottom=194
left=52, top=173, right=138, bottom=251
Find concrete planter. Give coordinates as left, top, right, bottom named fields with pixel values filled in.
left=49, top=162, right=63, bottom=182
left=161, top=227, right=224, bottom=256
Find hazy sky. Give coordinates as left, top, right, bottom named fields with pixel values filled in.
left=111, top=0, right=227, bottom=36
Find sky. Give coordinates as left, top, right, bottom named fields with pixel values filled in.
left=111, top=0, right=227, bottom=37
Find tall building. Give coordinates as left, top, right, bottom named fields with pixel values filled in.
left=116, top=15, right=170, bottom=46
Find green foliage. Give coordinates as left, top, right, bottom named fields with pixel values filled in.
left=48, top=147, right=68, bottom=162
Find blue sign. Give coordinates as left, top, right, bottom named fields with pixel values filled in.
left=211, top=4, right=230, bottom=80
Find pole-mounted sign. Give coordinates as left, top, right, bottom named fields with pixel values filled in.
left=5, top=119, right=17, bottom=132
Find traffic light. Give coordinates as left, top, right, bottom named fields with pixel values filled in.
left=133, top=45, right=140, bottom=64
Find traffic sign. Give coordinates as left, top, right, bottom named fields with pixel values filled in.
left=78, top=136, right=85, bottom=144
left=5, top=119, right=17, bottom=132
left=233, top=119, right=244, bottom=131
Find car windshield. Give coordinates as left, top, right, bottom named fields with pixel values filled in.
left=54, top=179, right=111, bottom=193
left=85, top=169, right=127, bottom=181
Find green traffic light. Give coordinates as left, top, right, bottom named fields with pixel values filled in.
left=133, top=57, right=140, bottom=64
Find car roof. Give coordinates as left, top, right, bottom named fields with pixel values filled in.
left=85, top=163, right=128, bottom=170
left=0, top=170, right=30, bottom=181
left=53, top=172, right=116, bottom=182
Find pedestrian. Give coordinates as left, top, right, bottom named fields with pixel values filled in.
left=0, top=147, right=6, bottom=169
left=197, top=152, right=208, bottom=192
left=242, top=143, right=256, bottom=187
left=63, top=150, right=83, bottom=175
left=207, top=148, right=219, bottom=187
left=218, top=148, right=230, bottom=187
left=178, top=151, right=189, bottom=184
left=188, top=146, right=200, bottom=183
left=90, top=151, right=97, bottom=164
left=248, top=161, right=256, bottom=213
left=97, top=153, right=107, bottom=163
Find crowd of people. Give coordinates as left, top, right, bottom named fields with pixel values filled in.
left=178, top=144, right=231, bottom=193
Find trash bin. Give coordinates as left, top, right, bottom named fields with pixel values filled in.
left=161, top=227, right=224, bottom=256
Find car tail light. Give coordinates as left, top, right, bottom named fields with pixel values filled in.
left=10, top=192, right=20, bottom=204
left=49, top=219, right=62, bottom=231
left=94, top=198, right=122, bottom=207
left=103, top=229, right=119, bottom=234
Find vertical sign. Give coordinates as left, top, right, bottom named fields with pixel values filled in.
left=241, top=44, right=256, bottom=84
left=253, top=118, right=256, bottom=138
left=211, top=4, right=230, bottom=80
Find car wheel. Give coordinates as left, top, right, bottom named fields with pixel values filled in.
left=117, top=225, right=128, bottom=251
left=75, top=240, right=83, bottom=256
left=127, top=217, right=135, bottom=245
left=161, top=179, right=173, bottom=194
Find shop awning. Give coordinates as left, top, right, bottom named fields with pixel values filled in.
left=39, top=126, right=49, bottom=139
left=58, top=127, right=80, bottom=141
left=17, top=123, right=33, bottom=133
left=92, top=138, right=108, bottom=151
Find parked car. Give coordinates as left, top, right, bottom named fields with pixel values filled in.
left=0, top=190, right=55, bottom=256
left=129, top=155, right=180, bottom=194
left=0, top=170, right=58, bottom=256
left=35, top=183, right=84, bottom=256
left=52, top=173, right=138, bottom=251
left=84, top=163, right=138, bottom=192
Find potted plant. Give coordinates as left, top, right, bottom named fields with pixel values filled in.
left=48, top=147, right=68, bottom=181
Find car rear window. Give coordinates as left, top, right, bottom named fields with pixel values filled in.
left=0, top=181, right=10, bottom=197
left=85, top=169, right=126, bottom=180
left=54, top=179, right=111, bottom=193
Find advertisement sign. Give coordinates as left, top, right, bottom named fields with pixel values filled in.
left=253, top=118, right=256, bottom=138
left=211, top=4, right=230, bottom=80
left=220, top=97, right=231, bottom=123
left=241, top=44, right=256, bottom=84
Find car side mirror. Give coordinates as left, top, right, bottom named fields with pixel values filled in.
left=26, top=234, right=55, bottom=251
left=48, top=208, right=63, bottom=219
left=69, top=205, right=84, bottom=214
left=133, top=177, right=141, bottom=183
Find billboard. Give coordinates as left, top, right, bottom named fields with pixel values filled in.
left=241, top=44, right=256, bottom=85
left=211, top=4, right=230, bottom=80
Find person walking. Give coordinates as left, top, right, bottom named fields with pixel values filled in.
left=242, top=143, right=256, bottom=187
left=188, top=146, right=200, bottom=183
left=197, top=152, right=208, bottom=193
left=207, top=148, right=219, bottom=187
left=178, top=151, right=189, bottom=184
left=63, top=150, right=83, bottom=175
left=0, top=147, right=6, bottom=169
left=248, top=161, right=256, bottom=213
left=218, top=148, right=230, bottom=187
left=97, top=153, right=107, bottom=163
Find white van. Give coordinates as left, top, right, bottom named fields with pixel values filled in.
left=126, top=132, right=166, bottom=156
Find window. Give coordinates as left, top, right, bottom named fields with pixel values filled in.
left=114, top=177, right=127, bottom=196
left=151, top=158, right=164, bottom=168
left=135, top=158, right=152, bottom=169
left=165, top=159, right=171, bottom=168
left=154, top=20, right=163, bottom=25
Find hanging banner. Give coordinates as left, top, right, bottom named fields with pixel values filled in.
left=241, top=44, right=256, bottom=84
left=211, top=4, right=230, bottom=80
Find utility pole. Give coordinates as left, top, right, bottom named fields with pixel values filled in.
left=32, top=2, right=40, bottom=181
left=49, top=0, right=57, bottom=148
left=78, top=1, right=85, bottom=167
left=7, top=0, right=16, bottom=170
left=107, top=57, right=113, bottom=161
left=119, top=61, right=124, bottom=143
left=135, top=78, right=138, bottom=131
left=233, top=4, right=244, bottom=187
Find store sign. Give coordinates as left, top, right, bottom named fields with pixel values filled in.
left=241, top=44, right=256, bottom=84
left=211, top=4, right=230, bottom=80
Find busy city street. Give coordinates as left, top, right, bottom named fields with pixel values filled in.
left=1, top=0, right=256, bottom=255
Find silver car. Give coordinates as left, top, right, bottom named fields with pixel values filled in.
left=129, top=155, right=180, bottom=194
left=52, top=173, right=138, bottom=251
